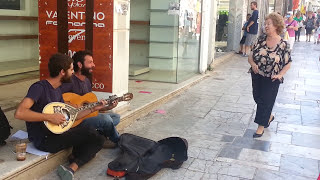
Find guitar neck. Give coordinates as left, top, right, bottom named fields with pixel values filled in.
left=76, top=102, right=101, bottom=112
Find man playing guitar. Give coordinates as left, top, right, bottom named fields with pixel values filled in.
left=15, top=53, right=107, bottom=180
left=60, top=50, right=120, bottom=148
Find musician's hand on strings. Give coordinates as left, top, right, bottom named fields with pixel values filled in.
left=110, top=100, right=118, bottom=109
left=93, top=99, right=108, bottom=111
left=47, top=113, right=66, bottom=125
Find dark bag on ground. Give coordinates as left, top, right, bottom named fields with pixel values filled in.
left=107, top=133, right=188, bottom=180
left=0, top=107, right=12, bottom=146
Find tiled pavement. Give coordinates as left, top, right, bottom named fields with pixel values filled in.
left=41, top=39, right=320, bottom=179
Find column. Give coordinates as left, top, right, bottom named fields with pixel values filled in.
left=227, top=0, right=246, bottom=51
left=275, top=0, right=285, bottom=14
left=95, top=0, right=130, bottom=106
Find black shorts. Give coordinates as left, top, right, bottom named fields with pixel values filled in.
left=306, top=28, right=313, bottom=35
left=240, top=36, right=246, bottom=44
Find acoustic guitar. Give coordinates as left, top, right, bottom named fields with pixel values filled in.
left=43, top=92, right=133, bottom=134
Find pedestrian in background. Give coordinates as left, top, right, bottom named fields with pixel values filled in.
left=305, top=11, right=315, bottom=42
left=294, top=11, right=303, bottom=42
left=248, top=13, right=292, bottom=138
left=285, top=11, right=298, bottom=50
left=237, top=14, right=251, bottom=55
left=243, top=1, right=259, bottom=57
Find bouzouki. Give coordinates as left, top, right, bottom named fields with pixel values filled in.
left=43, top=92, right=133, bottom=134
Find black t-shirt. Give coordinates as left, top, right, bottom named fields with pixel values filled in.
left=25, top=80, right=64, bottom=146
left=60, top=75, right=92, bottom=95
left=248, top=10, right=259, bottom=34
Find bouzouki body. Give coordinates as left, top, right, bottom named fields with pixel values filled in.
left=63, top=92, right=99, bottom=127
left=43, top=102, right=79, bottom=134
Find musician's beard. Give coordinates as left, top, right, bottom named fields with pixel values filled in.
left=81, top=67, right=93, bottom=82
left=61, top=74, right=72, bottom=83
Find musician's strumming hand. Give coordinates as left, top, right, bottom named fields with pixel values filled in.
left=47, top=113, right=66, bottom=125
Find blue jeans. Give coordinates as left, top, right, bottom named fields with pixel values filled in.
left=79, top=113, right=120, bottom=143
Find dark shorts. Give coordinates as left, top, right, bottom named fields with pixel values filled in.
left=240, top=36, right=246, bottom=44
left=306, top=28, right=313, bottom=35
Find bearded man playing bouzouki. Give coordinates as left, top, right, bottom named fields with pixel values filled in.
left=15, top=53, right=108, bottom=180
left=60, top=50, right=120, bottom=148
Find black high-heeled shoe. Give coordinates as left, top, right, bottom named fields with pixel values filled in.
left=264, top=116, right=275, bottom=128
left=253, top=131, right=264, bottom=138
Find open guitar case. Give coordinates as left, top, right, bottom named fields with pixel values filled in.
left=106, top=133, right=188, bottom=180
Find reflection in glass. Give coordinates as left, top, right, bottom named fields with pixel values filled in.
left=215, top=0, right=230, bottom=58
left=177, top=0, right=202, bottom=83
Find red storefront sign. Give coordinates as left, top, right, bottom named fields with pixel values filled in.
left=38, top=0, right=113, bottom=92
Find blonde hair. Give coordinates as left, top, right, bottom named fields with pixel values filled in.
left=265, top=13, right=285, bottom=35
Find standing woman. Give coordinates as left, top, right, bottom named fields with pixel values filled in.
left=294, top=11, right=303, bottom=42
left=285, top=11, right=298, bottom=51
left=248, top=13, right=292, bottom=138
left=305, top=11, right=315, bottom=42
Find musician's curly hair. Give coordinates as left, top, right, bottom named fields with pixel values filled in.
left=72, top=50, right=93, bottom=72
left=48, top=53, right=73, bottom=78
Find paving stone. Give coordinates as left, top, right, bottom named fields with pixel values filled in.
left=201, top=173, right=218, bottom=180
left=278, top=123, right=320, bottom=136
left=238, top=148, right=281, bottom=167
left=198, top=148, right=219, bottom=161
left=205, top=161, right=256, bottom=179
left=276, top=130, right=292, bottom=135
left=232, top=137, right=270, bottom=152
left=270, top=142, right=320, bottom=160
left=152, top=168, right=187, bottom=180
left=188, top=159, right=213, bottom=172
left=213, top=102, right=254, bottom=114
left=217, top=157, right=279, bottom=171
left=183, top=170, right=205, bottom=180
left=218, top=95, right=240, bottom=103
left=292, top=132, right=320, bottom=149
left=254, top=169, right=312, bottom=180
left=188, top=146, right=202, bottom=158
left=221, top=135, right=236, bottom=142
left=218, top=145, right=242, bottom=159
left=280, top=155, right=319, bottom=179
left=273, top=113, right=302, bottom=125
left=243, top=129, right=292, bottom=144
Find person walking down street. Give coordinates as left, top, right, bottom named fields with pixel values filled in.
left=305, top=11, right=316, bottom=42
left=236, top=14, right=251, bottom=55
left=243, top=1, right=259, bottom=57
left=294, top=11, right=303, bottom=42
left=285, top=11, right=298, bottom=50
left=248, top=13, right=292, bottom=138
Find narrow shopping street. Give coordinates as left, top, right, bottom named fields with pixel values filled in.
left=39, top=36, right=320, bottom=180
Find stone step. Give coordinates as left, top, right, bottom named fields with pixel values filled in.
left=129, top=65, right=150, bottom=76
left=0, top=59, right=38, bottom=77
left=1, top=74, right=208, bottom=180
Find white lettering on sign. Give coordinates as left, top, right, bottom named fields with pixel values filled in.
left=92, top=83, right=105, bottom=90
left=68, top=29, right=86, bottom=43
left=45, top=21, right=105, bottom=28
left=45, top=10, right=106, bottom=21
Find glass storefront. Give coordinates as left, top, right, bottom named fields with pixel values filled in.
left=0, top=1, right=39, bottom=84
left=129, top=0, right=202, bottom=83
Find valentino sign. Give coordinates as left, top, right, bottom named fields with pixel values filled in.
left=38, top=0, right=114, bottom=92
